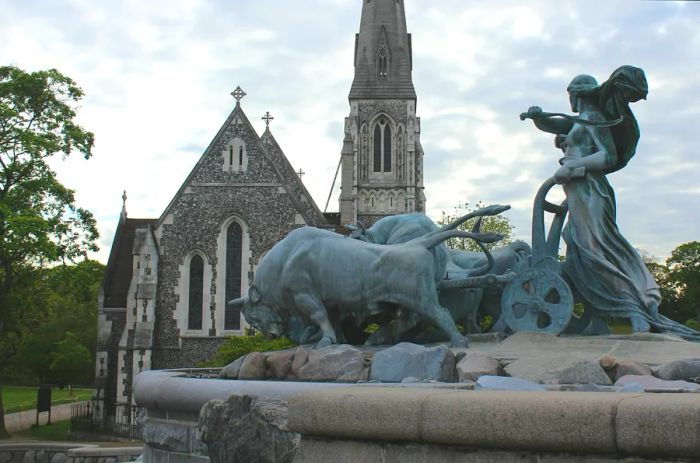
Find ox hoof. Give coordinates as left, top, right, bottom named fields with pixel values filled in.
left=451, top=336, right=469, bottom=348
left=316, top=337, right=334, bottom=349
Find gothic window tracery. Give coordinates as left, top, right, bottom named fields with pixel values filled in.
left=372, top=117, right=392, bottom=173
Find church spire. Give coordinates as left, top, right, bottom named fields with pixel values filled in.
left=349, top=0, right=416, bottom=100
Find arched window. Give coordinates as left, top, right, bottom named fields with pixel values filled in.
left=224, top=222, right=243, bottom=330
left=373, top=125, right=382, bottom=172
left=372, top=117, right=392, bottom=173
left=223, top=138, right=247, bottom=172
left=378, top=50, right=388, bottom=78
left=188, top=255, right=204, bottom=330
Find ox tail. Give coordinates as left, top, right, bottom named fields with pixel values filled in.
left=439, top=204, right=511, bottom=231
left=406, top=229, right=503, bottom=250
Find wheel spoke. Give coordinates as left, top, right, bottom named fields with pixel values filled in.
left=510, top=293, right=535, bottom=307
left=543, top=302, right=571, bottom=319
left=502, top=269, right=574, bottom=335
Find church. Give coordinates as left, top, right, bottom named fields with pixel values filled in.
left=95, top=0, right=426, bottom=413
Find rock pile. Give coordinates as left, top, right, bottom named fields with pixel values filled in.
left=218, top=343, right=700, bottom=392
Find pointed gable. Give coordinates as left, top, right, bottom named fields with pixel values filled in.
left=157, top=102, right=325, bottom=229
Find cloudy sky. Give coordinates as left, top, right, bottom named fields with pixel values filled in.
left=2, top=0, right=699, bottom=263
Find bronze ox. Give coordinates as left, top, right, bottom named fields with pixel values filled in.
left=228, top=226, right=501, bottom=347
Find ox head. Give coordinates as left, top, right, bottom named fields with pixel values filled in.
left=228, top=285, right=285, bottom=338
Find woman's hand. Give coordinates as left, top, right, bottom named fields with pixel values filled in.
left=527, top=106, right=543, bottom=119
left=554, top=164, right=574, bottom=184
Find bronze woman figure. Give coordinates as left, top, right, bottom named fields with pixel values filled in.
left=524, top=66, right=698, bottom=338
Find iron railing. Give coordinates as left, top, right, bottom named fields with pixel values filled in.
left=70, top=399, right=143, bottom=440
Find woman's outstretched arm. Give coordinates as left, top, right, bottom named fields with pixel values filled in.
left=525, top=106, right=574, bottom=134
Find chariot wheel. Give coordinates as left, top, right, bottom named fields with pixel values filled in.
left=501, top=268, right=573, bottom=334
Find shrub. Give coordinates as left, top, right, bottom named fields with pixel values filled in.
left=685, top=318, right=700, bottom=331
left=199, top=333, right=294, bottom=367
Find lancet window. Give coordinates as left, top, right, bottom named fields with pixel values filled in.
left=187, top=255, right=204, bottom=330
left=373, top=117, right=392, bottom=173
left=224, top=222, right=243, bottom=330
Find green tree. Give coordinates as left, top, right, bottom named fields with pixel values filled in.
left=0, top=66, right=97, bottom=438
left=666, top=241, right=700, bottom=325
left=438, top=201, right=514, bottom=252
left=638, top=249, right=682, bottom=323
left=49, top=332, right=94, bottom=387
left=1, top=260, right=104, bottom=384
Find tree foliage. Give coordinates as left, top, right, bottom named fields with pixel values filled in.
left=0, top=66, right=97, bottom=438
left=0, top=66, right=97, bottom=326
left=640, top=242, right=700, bottom=327
left=438, top=201, right=514, bottom=252
left=666, top=241, right=700, bottom=324
left=0, top=260, right=103, bottom=385
left=49, top=332, right=94, bottom=387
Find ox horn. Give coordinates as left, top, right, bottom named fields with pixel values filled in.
left=228, top=297, right=248, bottom=310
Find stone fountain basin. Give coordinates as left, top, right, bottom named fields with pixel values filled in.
left=133, top=332, right=700, bottom=462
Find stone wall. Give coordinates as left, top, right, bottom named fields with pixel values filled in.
left=102, top=311, right=125, bottom=412
left=0, top=444, right=142, bottom=463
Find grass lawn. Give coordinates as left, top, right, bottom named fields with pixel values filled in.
left=14, top=419, right=75, bottom=441
left=2, top=386, right=93, bottom=414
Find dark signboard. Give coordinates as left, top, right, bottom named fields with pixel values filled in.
left=37, top=385, right=51, bottom=412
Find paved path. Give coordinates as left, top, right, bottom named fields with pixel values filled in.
left=3, top=402, right=82, bottom=434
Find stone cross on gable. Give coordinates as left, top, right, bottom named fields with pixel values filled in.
left=297, top=168, right=305, bottom=179
left=262, top=111, right=274, bottom=127
left=120, top=190, right=127, bottom=219
left=231, top=86, right=246, bottom=103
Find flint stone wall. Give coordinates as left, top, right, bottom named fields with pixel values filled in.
left=152, top=108, right=326, bottom=369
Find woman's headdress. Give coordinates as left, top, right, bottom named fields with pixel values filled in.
left=596, top=65, right=648, bottom=173
left=566, top=74, right=598, bottom=96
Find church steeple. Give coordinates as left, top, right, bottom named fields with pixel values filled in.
left=349, top=0, right=416, bottom=100
left=340, top=0, right=425, bottom=227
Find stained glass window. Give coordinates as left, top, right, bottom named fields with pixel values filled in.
left=188, top=255, right=204, bottom=330
left=225, top=222, right=243, bottom=330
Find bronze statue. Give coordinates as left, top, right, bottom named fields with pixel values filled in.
left=522, top=66, right=698, bottom=339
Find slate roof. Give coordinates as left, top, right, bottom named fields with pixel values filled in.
left=102, top=217, right=156, bottom=308
left=349, top=0, right=416, bottom=100
left=260, top=128, right=327, bottom=226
